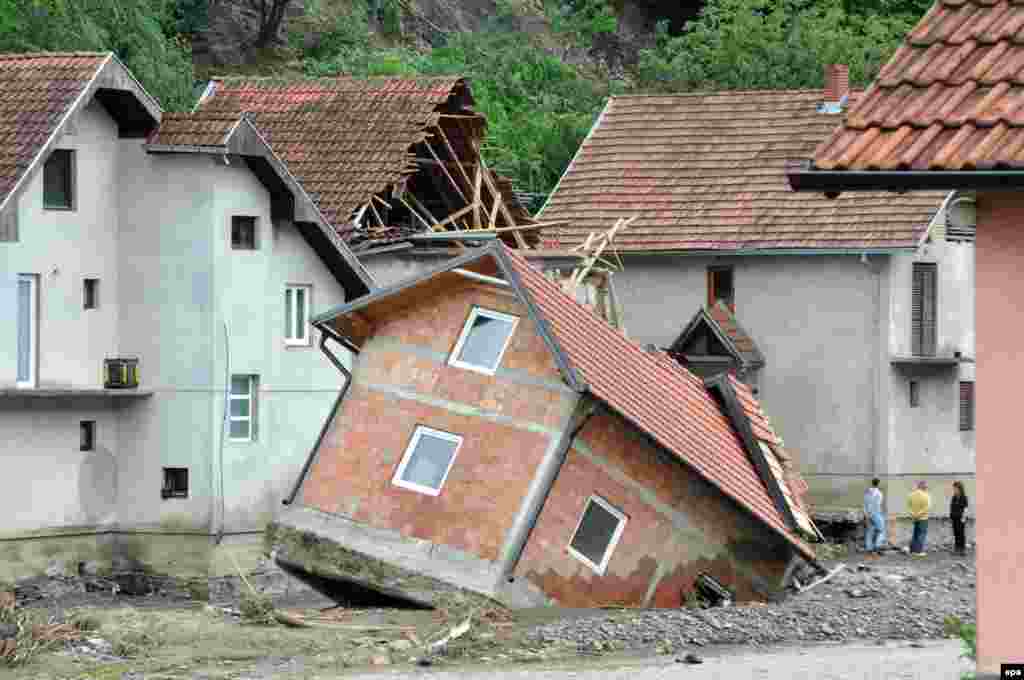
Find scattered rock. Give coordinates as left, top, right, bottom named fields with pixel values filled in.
left=415, top=656, right=434, bottom=667
left=388, top=639, right=414, bottom=651
left=0, top=623, right=17, bottom=640
left=679, top=652, right=704, bottom=664
left=370, top=654, right=391, bottom=666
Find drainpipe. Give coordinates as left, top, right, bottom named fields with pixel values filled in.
left=282, top=325, right=353, bottom=506
left=215, top=321, right=229, bottom=545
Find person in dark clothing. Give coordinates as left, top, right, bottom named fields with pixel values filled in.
left=950, top=481, right=969, bottom=556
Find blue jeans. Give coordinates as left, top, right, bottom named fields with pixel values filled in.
left=865, top=512, right=886, bottom=551
left=910, top=519, right=929, bottom=553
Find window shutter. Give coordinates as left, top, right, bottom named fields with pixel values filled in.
left=959, top=381, right=974, bottom=431
left=912, top=263, right=937, bottom=356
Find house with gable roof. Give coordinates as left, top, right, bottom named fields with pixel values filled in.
left=787, top=0, right=1024, bottom=670
left=0, top=52, right=375, bottom=581
left=530, top=66, right=976, bottom=541
left=277, top=240, right=822, bottom=608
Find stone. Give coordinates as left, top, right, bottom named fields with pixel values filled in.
left=680, top=652, right=704, bottom=664
left=0, top=623, right=17, bottom=640
left=416, top=656, right=434, bottom=666
left=370, top=654, right=391, bottom=666
left=45, top=561, right=66, bottom=578
left=388, top=639, right=414, bottom=652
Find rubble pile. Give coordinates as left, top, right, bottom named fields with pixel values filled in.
left=526, top=554, right=975, bottom=653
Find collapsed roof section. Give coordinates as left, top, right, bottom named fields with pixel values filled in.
left=192, top=76, right=541, bottom=254
left=313, top=241, right=821, bottom=556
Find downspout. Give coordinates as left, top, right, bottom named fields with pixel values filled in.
left=214, top=321, right=229, bottom=545
left=282, top=325, right=354, bottom=506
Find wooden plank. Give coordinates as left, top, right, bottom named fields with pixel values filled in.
left=406, top=191, right=441, bottom=226
left=368, top=200, right=386, bottom=229
left=473, top=162, right=483, bottom=229
left=434, top=124, right=474, bottom=192
left=431, top=204, right=475, bottom=231
left=479, top=161, right=518, bottom=229
left=397, top=195, right=433, bottom=231
left=423, top=138, right=468, bottom=202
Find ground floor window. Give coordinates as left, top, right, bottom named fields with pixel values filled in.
left=16, top=273, right=38, bottom=387
left=162, top=468, right=189, bottom=499
left=80, top=421, right=95, bottom=451
left=568, top=495, right=627, bottom=575
left=229, top=375, right=258, bottom=441
left=392, top=426, right=462, bottom=496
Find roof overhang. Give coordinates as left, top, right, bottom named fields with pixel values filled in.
left=145, top=117, right=375, bottom=297
left=787, top=160, right=1024, bottom=195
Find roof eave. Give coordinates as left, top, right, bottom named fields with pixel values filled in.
left=788, top=162, right=1024, bottom=194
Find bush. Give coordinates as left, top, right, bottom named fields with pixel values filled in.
left=239, top=591, right=276, bottom=625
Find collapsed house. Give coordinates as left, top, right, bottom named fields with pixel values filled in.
left=278, top=241, right=822, bottom=608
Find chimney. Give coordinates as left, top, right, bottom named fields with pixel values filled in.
left=820, top=64, right=849, bottom=114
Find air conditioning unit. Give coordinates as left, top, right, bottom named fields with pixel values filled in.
left=104, top=357, right=139, bottom=389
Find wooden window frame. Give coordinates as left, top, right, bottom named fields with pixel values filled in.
left=959, top=381, right=975, bottom=432
left=567, top=495, right=628, bottom=576
left=911, top=262, right=938, bottom=357
left=448, top=307, right=519, bottom=376
left=707, top=266, right=735, bottom=312
left=391, top=426, right=463, bottom=497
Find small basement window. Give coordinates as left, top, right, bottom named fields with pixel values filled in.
left=43, top=149, right=74, bottom=210
left=392, top=426, right=462, bottom=496
left=568, top=495, right=627, bottom=575
left=83, top=278, right=99, bottom=309
left=448, top=307, right=518, bottom=375
left=959, top=381, right=974, bottom=431
left=162, top=468, right=188, bottom=499
left=79, top=421, right=95, bottom=452
left=231, top=216, right=258, bottom=250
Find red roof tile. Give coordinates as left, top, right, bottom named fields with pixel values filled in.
left=0, top=52, right=108, bottom=207
left=194, top=76, right=466, bottom=229
left=812, top=0, right=1024, bottom=171
left=148, top=111, right=240, bottom=148
left=502, top=247, right=815, bottom=556
left=538, top=91, right=944, bottom=251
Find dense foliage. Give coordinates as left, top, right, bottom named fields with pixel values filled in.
left=0, top=0, right=196, bottom=111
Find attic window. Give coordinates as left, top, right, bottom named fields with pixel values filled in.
left=231, top=216, right=258, bottom=250
left=43, top=149, right=74, bottom=210
left=708, top=267, right=734, bottom=310
left=568, top=495, right=627, bottom=575
left=946, top=196, right=976, bottom=243
left=392, top=426, right=462, bottom=496
left=448, top=307, right=518, bottom=375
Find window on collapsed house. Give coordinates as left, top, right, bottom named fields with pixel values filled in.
left=707, top=267, right=734, bottom=310
left=229, top=375, right=258, bottom=441
left=959, top=381, right=974, bottom=432
left=909, top=380, right=920, bottom=408
left=162, top=467, right=188, bottom=499
left=448, top=307, right=518, bottom=375
left=231, top=216, right=258, bottom=250
left=568, top=495, right=627, bottom=575
left=392, top=426, right=462, bottom=496
left=284, top=285, right=311, bottom=345
left=43, top=149, right=74, bottom=210
left=912, top=263, right=938, bottom=356
left=80, top=421, right=95, bottom=452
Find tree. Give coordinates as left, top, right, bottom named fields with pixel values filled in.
left=256, top=0, right=292, bottom=47
left=637, top=0, right=916, bottom=91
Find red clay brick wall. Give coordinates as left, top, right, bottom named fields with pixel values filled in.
left=301, top=282, right=574, bottom=564
left=515, top=409, right=793, bottom=606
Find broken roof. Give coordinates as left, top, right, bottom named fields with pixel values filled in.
left=0, top=52, right=161, bottom=215
left=537, top=91, right=945, bottom=252
left=314, top=242, right=818, bottom=557
left=670, top=302, right=765, bottom=371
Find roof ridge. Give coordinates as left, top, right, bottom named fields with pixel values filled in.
left=612, top=87, right=866, bottom=100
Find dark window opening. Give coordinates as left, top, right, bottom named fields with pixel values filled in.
left=568, top=496, right=626, bottom=573
left=83, top=278, right=99, bottom=309
left=162, top=467, right=189, bottom=499
left=912, top=263, right=938, bottom=356
left=909, top=380, right=920, bottom=408
left=231, top=216, right=258, bottom=250
left=959, top=382, right=974, bottom=432
left=708, top=267, right=734, bottom=310
left=79, top=421, right=95, bottom=452
left=43, top=149, right=74, bottom=210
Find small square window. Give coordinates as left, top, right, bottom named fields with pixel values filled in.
left=43, top=149, right=74, bottom=210
left=392, top=426, right=462, bottom=496
left=162, top=468, right=188, bottom=499
left=79, top=421, right=95, bottom=452
left=83, top=278, right=99, bottom=310
left=909, top=380, right=920, bottom=408
left=959, top=381, right=974, bottom=431
left=568, top=495, right=627, bottom=575
left=229, top=375, right=258, bottom=441
left=285, top=285, right=311, bottom=345
left=231, top=216, right=258, bottom=250
left=448, top=307, right=518, bottom=375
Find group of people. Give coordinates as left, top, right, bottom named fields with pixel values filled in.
left=862, top=478, right=970, bottom=557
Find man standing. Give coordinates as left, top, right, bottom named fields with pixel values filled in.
left=863, top=478, right=885, bottom=557
left=908, top=481, right=932, bottom=556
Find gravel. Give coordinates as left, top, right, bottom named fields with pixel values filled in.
left=524, top=548, right=975, bottom=653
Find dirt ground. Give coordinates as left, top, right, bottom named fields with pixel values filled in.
left=3, top=545, right=975, bottom=680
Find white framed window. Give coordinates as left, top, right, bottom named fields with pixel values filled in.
left=16, top=274, right=39, bottom=388
left=392, top=426, right=462, bottom=496
left=567, top=495, right=627, bottom=575
left=284, top=285, right=311, bottom=345
left=448, top=307, right=518, bottom=375
left=229, top=375, right=258, bottom=442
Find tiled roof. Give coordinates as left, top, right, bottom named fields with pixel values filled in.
left=501, top=247, right=815, bottom=557
left=0, top=52, right=108, bottom=207
left=728, top=375, right=780, bottom=447
left=812, top=0, right=1024, bottom=171
left=193, top=76, right=465, bottom=229
left=538, top=91, right=944, bottom=251
left=148, top=111, right=240, bottom=148
left=671, top=302, right=764, bottom=369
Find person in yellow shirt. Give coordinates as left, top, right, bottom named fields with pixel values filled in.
left=907, top=481, right=931, bottom=556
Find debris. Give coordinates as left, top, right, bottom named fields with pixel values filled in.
left=428, top=613, right=473, bottom=653
left=0, top=592, right=14, bottom=611
left=678, top=652, right=704, bottom=664
left=795, top=564, right=846, bottom=595
left=370, top=654, right=391, bottom=666
left=695, top=574, right=733, bottom=607
left=273, top=610, right=309, bottom=628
